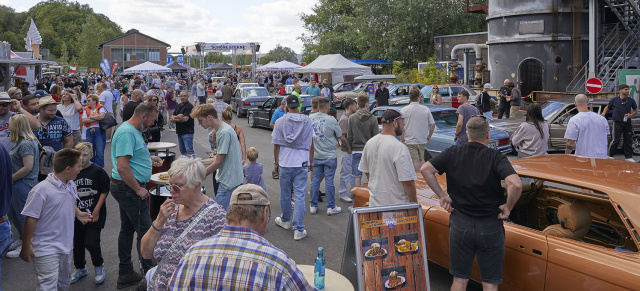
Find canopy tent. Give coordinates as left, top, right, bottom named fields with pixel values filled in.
left=294, top=54, right=372, bottom=83
left=166, top=62, right=188, bottom=72
left=257, top=60, right=301, bottom=71
left=123, top=61, right=171, bottom=74
left=205, top=63, right=233, bottom=71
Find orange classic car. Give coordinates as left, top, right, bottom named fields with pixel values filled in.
left=352, top=155, right=640, bottom=290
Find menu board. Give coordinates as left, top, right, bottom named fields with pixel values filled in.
left=347, top=204, right=430, bottom=291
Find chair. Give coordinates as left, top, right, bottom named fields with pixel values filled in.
left=542, top=200, right=592, bottom=240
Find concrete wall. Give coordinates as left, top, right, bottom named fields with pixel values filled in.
left=487, top=0, right=589, bottom=94
left=434, top=32, right=489, bottom=62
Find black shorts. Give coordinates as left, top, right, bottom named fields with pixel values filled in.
left=198, top=96, right=207, bottom=104
left=448, top=210, right=505, bottom=284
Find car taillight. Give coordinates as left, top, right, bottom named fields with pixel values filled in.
left=243, top=102, right=250, bottom=106
left=498, top=138, right=510, bottom=146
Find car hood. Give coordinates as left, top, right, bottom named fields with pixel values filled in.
left=389, top=96, right=410, bottom=105
left=436, top=127, right=509, bottom=140
left=489, top=117, right=527, bottom=135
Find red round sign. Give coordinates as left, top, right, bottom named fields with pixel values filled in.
left=586, top=78, right=603, bottom=94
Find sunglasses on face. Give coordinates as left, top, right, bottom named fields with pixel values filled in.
left=167, top=183, right=187, bottom=193
left=0, top=103, right=10, bottom=107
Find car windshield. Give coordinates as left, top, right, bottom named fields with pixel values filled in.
left=353, top=83, right=363, bottom=92
left=243, top=88, right=269, bottom=97
left=432, top=110, right=458, bottom=129
left=540, top=101, right=565, bottom=121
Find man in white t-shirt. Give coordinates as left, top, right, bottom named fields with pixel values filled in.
left=401, top=88, right=435, bottom=171
left=564, top=94, right=610, bottom=158
left=359, top=109, right=417, bottom=207
left=97, top=82, right=115, bottom=141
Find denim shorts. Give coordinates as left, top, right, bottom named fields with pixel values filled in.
left=351, top=152, right=363, bottom=178
left=448, top=210, right=505, bottom=284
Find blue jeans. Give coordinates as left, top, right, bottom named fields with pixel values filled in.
left=339, top=151, right=353, bottom=197
left=110, top=182, right=153, bottom=275
left=279, top=166, right=308, bottom=231
left=177, top=134, right=195, bottom=156
left=0, top=221, right=13, bottom=291
left=310, top=158, right=337, bottom=208
left=351, top=153, right=363, bottom=177
left=483, top=110, right=494, bottom=121
left=8, top=180, right=31, bottom=239
left=215, top=184, right=240, bottom=211
left=86, top=128, right=106, bottom=167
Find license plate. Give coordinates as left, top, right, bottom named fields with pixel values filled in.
left=250, top=102, right=259, bottom=106
left=488, top=140, right=497, bottom=149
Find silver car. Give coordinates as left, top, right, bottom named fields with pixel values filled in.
left=232, top=87, right=271, bottom=118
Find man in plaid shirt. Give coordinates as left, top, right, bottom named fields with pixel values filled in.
left=169, top=184, right=315, bottom=290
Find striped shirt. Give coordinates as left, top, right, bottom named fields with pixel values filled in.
left=169, top=225, right=316, bottom=291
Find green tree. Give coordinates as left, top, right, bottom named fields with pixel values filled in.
left=264, top=44, right=298, bottom=63
left=58, top=40, right=69, bottom=64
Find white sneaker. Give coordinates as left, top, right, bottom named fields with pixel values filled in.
left=274, top=217, right=292, bottom=230
left=340, top=195, right=353, bottom=203
left=294, top=230, right=307, bottom=240
left=625, top=158, right=635, bottom=162
left=168, top=128, right=176, bottom=132
left=8, top=239, right=21, bottom=251
left=309, top=206, right=318, bottom=214
left=5, top=245, right=21, bottom=258
left=327, top=206, right=342, bottom=216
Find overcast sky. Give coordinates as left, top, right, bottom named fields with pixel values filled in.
left=1, top=0, right=316, bottom=54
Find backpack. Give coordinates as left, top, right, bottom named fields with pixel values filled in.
left=37, top=140, right=56, bottom=176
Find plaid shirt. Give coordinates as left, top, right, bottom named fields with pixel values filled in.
left=214, top=99, right=228, bottom=120
left=169, top=225, right=316, bottom=291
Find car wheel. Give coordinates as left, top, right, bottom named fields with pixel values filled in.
left=248, top=113, right=256, bottom=128
left=633, top=133, right=640, bottom=155
left=238, top=108, right=246, bottom=118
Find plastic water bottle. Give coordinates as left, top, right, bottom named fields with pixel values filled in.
left=314, top=247, right=325, bottom=290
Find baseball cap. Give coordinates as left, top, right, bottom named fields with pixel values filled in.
left=229, top=184, right=270, bottom=206
left=286, top=95, right=300, bottom=108
left=381, top=109, right=403, bottom=124
left=0, top=92, right=11, bottom=103
left=484, top=83, right=493, bottom=89
left=7, top=87, right=18, bottom=96
left=38, top=96, right=57, bottom=108
left=34, top=90, right=51, bottom=98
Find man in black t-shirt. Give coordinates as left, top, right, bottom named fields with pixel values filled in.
left=171, top=90, right=195, bottom=155
left=121, top=89, right=143, bottom=122
left=70, top=142, right=110, bottom=284
left=420, top=116, right=522, bottom=290
left=497, top=79, right=511, bottom=119
left=601, top=84, right=638, bottom=161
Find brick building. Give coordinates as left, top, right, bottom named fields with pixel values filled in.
left=98, top=29, right=170, bottom=72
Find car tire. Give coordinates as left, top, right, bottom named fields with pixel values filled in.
left=248, top=113, right=256, bottom=128
left=424, top=151, right=432, bottom=162
left=237, top=108, right=246, bottom=118
left=633, top=133, right=640, bottom=155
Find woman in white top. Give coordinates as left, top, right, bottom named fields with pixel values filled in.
left=81, top=94, right=107, bottom=167
left=57, top=88, right=83, bottom=146
left=511, top=103, right=549, bottom=158
left=430, top=86, right=442, bottom=105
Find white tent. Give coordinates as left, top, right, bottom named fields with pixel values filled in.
left=294, top=54, right=372, bottom=83
left=123, top=61, right=172, bottom=74
left=257, top=60, right=301, bottom=71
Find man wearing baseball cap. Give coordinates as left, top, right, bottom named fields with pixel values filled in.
left=0, top=92, right=41, bottom=152
left=359, top=109, right=417, bottom=206
left=272, top=94, right=315, bottom=241
left=476, top=83, right=496, bottom=120
left=169, top=184, right=314, bottom=290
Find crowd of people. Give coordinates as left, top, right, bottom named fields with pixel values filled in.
left=0, top=68, right=637, bottom=291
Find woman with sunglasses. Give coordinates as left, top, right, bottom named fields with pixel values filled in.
left=430, top=86, right=442, bottom=105
left=57, top=89, right=83, bottom=146
left=140, top=156, right=226, bottom=291
left=81, top=95, right=106, bottom=167
left=510, top=103, right=549, bottom=158
left=145, top=96, right=165, bottom=142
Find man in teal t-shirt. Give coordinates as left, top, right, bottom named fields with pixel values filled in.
left=305, top=80, right=321, bottom=97
left=109, top=103, right=162, bottom=286
left=309, top=97, right=343, bottom=215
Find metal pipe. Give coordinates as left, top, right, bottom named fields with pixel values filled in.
left=450, top=43, right=486, bottom=63
left=588, top=0, right=596, bottom=78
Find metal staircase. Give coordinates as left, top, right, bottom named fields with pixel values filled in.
left=567, top=1, right=640, bottom=93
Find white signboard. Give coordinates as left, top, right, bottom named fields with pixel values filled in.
left=204, top=43, right=251, bottom=51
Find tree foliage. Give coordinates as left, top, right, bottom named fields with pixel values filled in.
left=300, top=0, right=486, bottom=67
left=0, top=0, right=122, bottom=67
left=260, top=44, right=298, bottom=64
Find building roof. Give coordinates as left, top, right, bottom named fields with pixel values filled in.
left=98, top=29, right=171, bottom=49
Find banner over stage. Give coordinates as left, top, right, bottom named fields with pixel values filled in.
left=204, top=43, right=251, bottom=51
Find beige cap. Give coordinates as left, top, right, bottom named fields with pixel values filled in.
left=38, top=96, right=58, bottom=108
left=7, top=87, right=18, bottom=96
left=230, top=184, right=270, bottom=206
